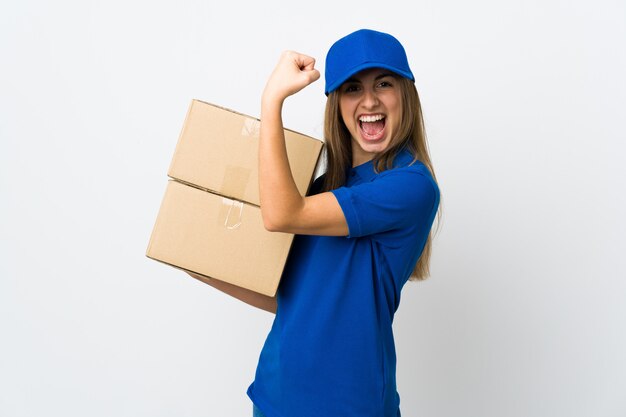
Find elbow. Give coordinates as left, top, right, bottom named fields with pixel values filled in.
left=263, top=219, right=279, bottom=232
left=261, top=200, right=304, bottom=233
left=262, top=213, right=284, bottom=233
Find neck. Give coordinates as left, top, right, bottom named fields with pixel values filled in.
left=352, top=151, right=375, bottom=167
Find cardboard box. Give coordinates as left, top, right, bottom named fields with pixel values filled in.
left=147, top=100, right=323, bottom=296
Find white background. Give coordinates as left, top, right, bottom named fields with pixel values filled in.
left=1, top=0, right=625, bottom=416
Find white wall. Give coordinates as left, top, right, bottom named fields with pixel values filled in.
left=1, top=0, right=624, bottom=416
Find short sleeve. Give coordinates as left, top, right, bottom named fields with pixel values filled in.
left=331, top=168, right=439, bottom=238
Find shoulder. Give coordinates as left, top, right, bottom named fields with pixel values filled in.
left=373, top=159, right=440, bottom=217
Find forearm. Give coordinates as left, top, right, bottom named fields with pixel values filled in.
left=187, top=272, right=277, bottom=313
left=258, top=98, right=305, bottom=231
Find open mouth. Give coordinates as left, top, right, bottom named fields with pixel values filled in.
left=358, top=114, right=386, bottom=141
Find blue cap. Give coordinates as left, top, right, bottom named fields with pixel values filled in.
left=324, top=29, right=414, bottom=95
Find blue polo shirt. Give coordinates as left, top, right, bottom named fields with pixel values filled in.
left=247, top=150, right=440, bottom=417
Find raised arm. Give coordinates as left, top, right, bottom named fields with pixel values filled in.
left=259, top=51, right=348, bottom=236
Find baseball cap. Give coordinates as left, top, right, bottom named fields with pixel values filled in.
left=324, top=29, right=415, bottom=95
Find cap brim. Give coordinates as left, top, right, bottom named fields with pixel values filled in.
left=325, top=62, right=415, bottom=95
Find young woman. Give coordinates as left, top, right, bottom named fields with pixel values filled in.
left=192, top=29, right=440, bottom=417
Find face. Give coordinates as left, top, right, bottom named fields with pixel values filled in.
left=338, top=68, right=403, bottom=167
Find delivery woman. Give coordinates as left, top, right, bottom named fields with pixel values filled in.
left=191, top=28, right=440, bottom=417
left=248, top=28, right=441, bottom=417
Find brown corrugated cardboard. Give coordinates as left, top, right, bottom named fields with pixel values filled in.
left=147, top=180, right=293, bottom=296
left=147, top=100, right=323, bottom=297
left=168, top=99, right=323, bottom=206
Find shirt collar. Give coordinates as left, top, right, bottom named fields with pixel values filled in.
left=348, top=149, right=415, bottom=183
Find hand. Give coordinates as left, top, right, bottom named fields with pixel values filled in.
left=262, top=51, right=320, bottom=104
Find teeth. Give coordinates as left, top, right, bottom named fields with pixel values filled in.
left=359, top=114, right=385, bottom=123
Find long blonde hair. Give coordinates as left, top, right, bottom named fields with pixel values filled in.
left=321, top=76, right=442, bottom=280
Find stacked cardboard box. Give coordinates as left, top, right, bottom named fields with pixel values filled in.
left=147, top=100, right=323, bottom=296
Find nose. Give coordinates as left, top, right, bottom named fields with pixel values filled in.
left=361, top=87, right=379, bottom=109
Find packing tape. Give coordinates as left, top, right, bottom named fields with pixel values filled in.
left=220, top=165, right=251, bottom=199
left=220, top=197, right=243, bottom=230
left=241, top=118, right=261, bottom=137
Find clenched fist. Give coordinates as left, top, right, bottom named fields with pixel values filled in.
left=262, top=51, right=321, bottom=104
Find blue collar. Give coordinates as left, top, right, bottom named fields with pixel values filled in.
left=348, top=150, right=416, bottom=183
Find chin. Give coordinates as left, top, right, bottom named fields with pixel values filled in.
left=360, top=140, right=390, bottom=155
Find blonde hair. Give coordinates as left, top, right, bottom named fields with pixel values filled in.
left=321, top=76, right=442, bottom=281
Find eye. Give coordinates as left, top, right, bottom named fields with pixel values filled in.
left=342, top=83, right=361, bottom=93
left=377, top=79, right=394, bottom=88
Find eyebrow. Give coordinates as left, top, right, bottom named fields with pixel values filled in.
left=375, top=72, right=395, bottom=80
left=344, top=72, right=396, bottom=84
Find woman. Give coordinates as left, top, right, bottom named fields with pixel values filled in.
left=194, top=29, right=440, bottom=417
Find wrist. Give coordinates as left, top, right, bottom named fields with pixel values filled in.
left=261, top=93, right=285, bottom=114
